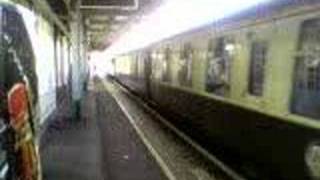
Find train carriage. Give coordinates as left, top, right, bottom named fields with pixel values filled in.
left=114, top=1, right=320, bottom=179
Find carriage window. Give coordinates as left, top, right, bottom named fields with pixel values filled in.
left=133, top=55, right=139, bottom=78
left=248, top=41, right=268, bottom=96
left=138, top=54, right=145, bottom=78
left=206, top=37, right=234, bottom=96
left=152, top=51, right=164, bottom=81
left=162, top=48, right=171, bottom=82
left=291, top=19, right=320, bottom=119
left=178, top=43, right=193, bottom=87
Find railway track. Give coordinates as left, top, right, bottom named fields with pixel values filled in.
left=101, top=78, right=246, bottom=180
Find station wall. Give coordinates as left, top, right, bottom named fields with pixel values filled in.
left=19, top=6, right=70, bottom=125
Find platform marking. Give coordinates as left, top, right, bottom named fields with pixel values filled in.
left=102, top=81, right=177, bottom=180
left=109, top=80, right=246, bottom=180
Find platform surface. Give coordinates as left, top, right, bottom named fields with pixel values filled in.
left=39, top=79, right=167, bottom=180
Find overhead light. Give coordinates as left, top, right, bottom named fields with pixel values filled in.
left=91, top=15, right=110, bottom=22
left=87, top=31, right=93, bottom=36
left=111, top=24, right=121, bottom=31
left=114, top=15, right=129, bottom=21
left=90, top=24, right=105, bottom=28
left=89, top=29, right=105, bottom=33
left=80, top=0, right=139, bottom=11
left=85, top=18, right=90, bottom=26
left=88, top=24, right=106, bottom=31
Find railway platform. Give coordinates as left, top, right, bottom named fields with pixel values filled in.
left=39, top=78, right=167, bottom=180
left=4, top=1, right=320, bottom=180
left=38, top=77, right=238, bottom=180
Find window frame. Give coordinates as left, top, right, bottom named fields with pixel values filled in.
left=247, top=40, right=269, bottom=97
left=291, top=18, right=320, bottom=120
left=162, top=47, right=171, bottom=82
left=205, top=36, right=234, bottom=96
left=178, top=43, right=193, bottom=87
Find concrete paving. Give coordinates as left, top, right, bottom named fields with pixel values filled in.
left=39, top=80, right=167, bottom=180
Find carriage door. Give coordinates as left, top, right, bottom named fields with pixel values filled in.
left=144, top=52, right=152, bottom=98
left=292, top=19, right=320, bottom=119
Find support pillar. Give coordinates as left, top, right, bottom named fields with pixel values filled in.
left=70, top=0, right=87, bottom=120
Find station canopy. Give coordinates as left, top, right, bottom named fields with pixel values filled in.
left=80, top=0, right=162, bottom=50
left=37, top=0, right=161, bottom=50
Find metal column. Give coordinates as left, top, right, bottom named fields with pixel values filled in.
left=70, top=0, right=87, bottom=120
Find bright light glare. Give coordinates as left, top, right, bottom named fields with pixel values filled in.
left=90, top=51, right=114, bottom=77
left=104, top=0, right=272, bottom=56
